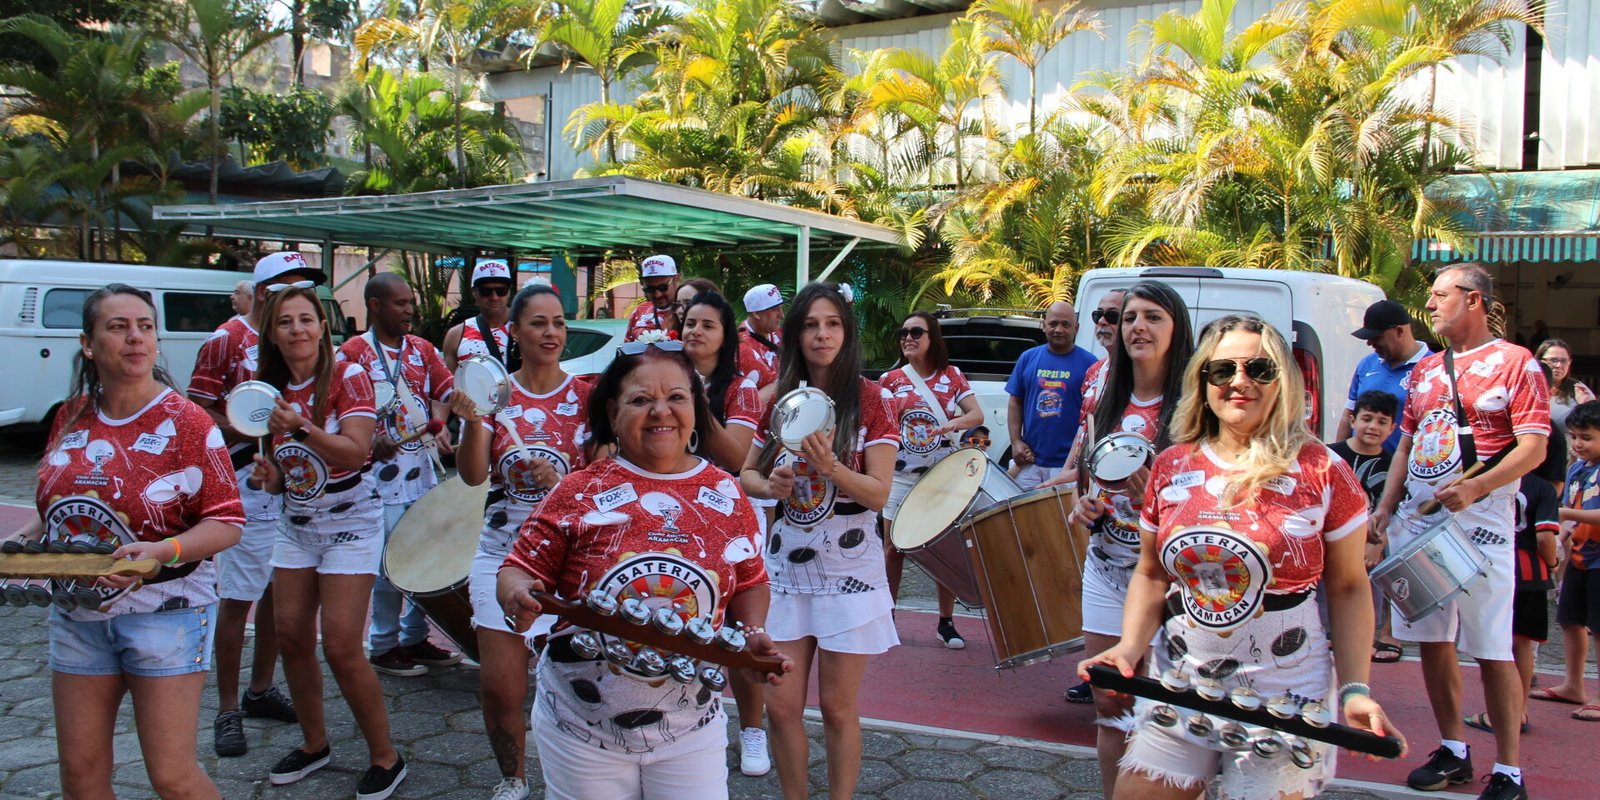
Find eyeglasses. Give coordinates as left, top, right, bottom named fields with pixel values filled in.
left=1542, top=356, right=1570, bottom=365
left=267, top=280, right=314, bottom=293
left=896, top=327, right=928, bottom=340
left=965, top=436, right=991, bottom=448
left=1202, top=357, right=1280, bottom=387
left=475, top=284, right=511, bottom=297
left=642, top=282, right=673, bottom=295
left=1091, top=308, right=1121, bottom=326
left=616, top=340, right=686, bottom=357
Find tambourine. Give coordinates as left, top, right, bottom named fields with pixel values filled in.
left=455, top=355, right=511, bottom=417
left=1086, top=431, right=1154, bottom=492
left=225, top=380, right=283, bottom=439
left=373, top=380, right=398, bottom=417
left=770, top=383, right=835, bottom=453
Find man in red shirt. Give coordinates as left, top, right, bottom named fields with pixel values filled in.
left=624, top=254, right=679, bottom=342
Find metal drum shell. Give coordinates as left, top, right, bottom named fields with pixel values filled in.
left=224, top=380, right=283, bottom=439
left=769, top=385, right=836, bottom=453
left=1371, top=515, right=1491, bottom=624
left=1085, top=431, right=1154, bottom=491
left=890, top=448, right=1023, bottom=606
left=383, top=476, right=490, bottom=661
left=455, top=355, right=511, bottom=417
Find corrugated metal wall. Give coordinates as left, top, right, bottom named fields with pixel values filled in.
left=1541, top=0, right=1600, bottom=169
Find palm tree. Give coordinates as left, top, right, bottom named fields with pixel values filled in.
left=542, top=0, right=675, bottom=165
left=339, top=66, right=523, bottom=194
left=970, top=0, right=1102, bottom=139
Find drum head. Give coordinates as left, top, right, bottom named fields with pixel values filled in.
left=892, top=449, right=993, bottom=549
left=373, top=381, right=397, bottom=414
left=384, top=476, right=489, bottom=593
left=456, top=356, right=510, bottom=417
left=771, top=385, right=836, bottom=452
left=1088, top=432, right=1153, bottom=483
left=225, top=381, right=282, bottom=438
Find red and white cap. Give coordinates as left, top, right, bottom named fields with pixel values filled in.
left=640, top=254, right=678, bottom=278
left=743, top=283, right=783, bottom=313
left=472, top=259, right=512, bottom=286
left=254, top=251, right=326, bottom=285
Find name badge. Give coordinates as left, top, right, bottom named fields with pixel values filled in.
left=1170, top=470, right=1205, bottom=489
left=1264, top=476, right=1298, bottom=495
left=59, top=430, right=88, bottom=450
left=556, top=402, right=579, bottom=417
left=697, top=486, right=735, bottom=516
left=131, top=433, right=170, bottom=455
left=594, top=483, right=638, bottom=513
left=499, top=404, right=524, bottom=422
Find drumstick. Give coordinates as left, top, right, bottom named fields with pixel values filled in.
left=396, top=419, right=445, bottom=447
left=1417, top=462, right=1488, bottom=516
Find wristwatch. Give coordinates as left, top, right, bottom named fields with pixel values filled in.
left=290, top=427, right=311, bottom=442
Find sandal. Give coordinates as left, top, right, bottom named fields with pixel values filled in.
left=1371, top=642, right=1403, bottom=663
left=1464, top=712, right=1528, bottom=733
left=1529, top=687, right=1584, bottom=705
left=1573, top=704, right=1600, bottom=722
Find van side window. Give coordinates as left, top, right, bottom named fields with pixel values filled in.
left=41, top=288, right=93, bottom=329
left=163, top=292, right=233, bottom=333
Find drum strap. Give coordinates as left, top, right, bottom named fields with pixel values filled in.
left=476, top=315, right=522, bottom=372
left=902, top=366, right=958, bottom=447
left=368, top=332, right=426, bottom=429
left=1441, top=348, right=1479, bottom=467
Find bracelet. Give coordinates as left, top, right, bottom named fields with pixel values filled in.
left=737, top=623, right=767, bottom=637
left=1338, top=682, right=1371, bottom=704
left=164, top=537, right=183, bottom=566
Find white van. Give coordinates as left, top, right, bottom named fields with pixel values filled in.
left=0, top=260, right=352, bottom=429
left=945, top=266, right=1383, bottom=462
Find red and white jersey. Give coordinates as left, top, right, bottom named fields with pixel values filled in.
left=337, top=333, right=454, bottom=505
left=504, top=456, right=767, bottom=754
left=458, top=318, right=511, bottom=364
left=1080, top=358, right=1108, bottom=411
left=480, top=374, right=593, bottom=555
left=1078, top=388, right=1165, bottom=567
left=270, top=363, right=376, bottom=510
left=1400, top=339, right=1551, bottom=508
left=880, top=365, right=975, bottom=473
left=38, top=391, right=245, bottom=618
left=1141, top=441, right=1367, bottom=633
left=737, top=341, right=777, bottom=389
left=624, top=302, right=673, bottom=342
left=710, top=373, right=764, bottom=431
left=188, top=316, right=259, bottom=402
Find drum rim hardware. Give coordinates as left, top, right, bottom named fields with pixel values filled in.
left=770, top=383, right=836, bottom=453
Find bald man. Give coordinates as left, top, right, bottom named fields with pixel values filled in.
left=1005, top=301, right=1098, bottom=489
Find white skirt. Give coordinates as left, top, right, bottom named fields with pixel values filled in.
left=766, top=590, right=899, bottom=655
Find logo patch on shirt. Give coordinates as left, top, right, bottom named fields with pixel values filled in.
left=1161, top=525, right=1272, bottom=634
left=130, top=433, right=170, bottom=456
left=594, top=482, right=638, bottom=513
left=696, top=486, right=735, bottom=516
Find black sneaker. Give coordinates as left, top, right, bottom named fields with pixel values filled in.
left=1478, top=773, right=1528, bottom=800
left=1408, top=745, right=1474, bottom=791
left=241, top=685, right=298, bottom=723
left=269, top=746, right=331, bottom=785
left=403, top=640, right=464, bottom=667
left=356, top=756, right=408, bottom=800
left=936, top=617, right=966, bottom=650
left=1064, top=681, right=1094, bottom=704
left=213, top=710, right=247, bottom=757
left=369, top=647, right=427, bottom=677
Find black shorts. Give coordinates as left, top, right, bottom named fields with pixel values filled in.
left=1512, top=590, right=1549, bottom=642
left=1555, top=567, right=1600, bottom=635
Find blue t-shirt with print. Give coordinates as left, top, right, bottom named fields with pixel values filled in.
left=1564, top=458, right=1600, bottom=570
left=1004, top=344, right=1098, bottom=469
left=1346, top=347, right=1428, bottom=452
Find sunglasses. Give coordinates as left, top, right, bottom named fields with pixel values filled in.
left=616, top=340, right=686, bottom=357
left=475, top=284, right=511, bottom=297
left=642, top=282, right=673, bottom=295
left=896, top=327, right=928, bottom=340
left=1091, top=308, right=1121, bottom=326
left=1202, top=357, right=1280, bottom=387
left=965, top=436, right=992, bottom=448
left=267, top=280, right=314, bottom=293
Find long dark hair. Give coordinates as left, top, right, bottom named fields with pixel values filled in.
left=684, top=290, right=739, bottom=422
left=757, top=282, right=862, bottom=472
left=892, top=310, right=949, bottom=373
left=586, top=347, right=716, bottom=458
left=1091, top=280, right=1193, bottom=452
left=256, top=286, right=335, bottom=427
left=60, top=284, right=177, bottom=435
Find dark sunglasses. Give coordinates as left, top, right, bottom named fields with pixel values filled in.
left=642, top=282, right=673, bottom=295
left=616, top=339, right=685, bottom=358
left=896, top=327, right=928, bottom=340
left=475, top=284, right=511, bottom=297
left=1091, top=308, right=1121, bottom=326
left=1202, top=357, right=1280, bottom=387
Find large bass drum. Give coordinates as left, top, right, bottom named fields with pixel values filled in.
left=890, top=448, right=1022, bottom=606
left=383, top=476, right=490, bottom=662
left=964, top=486, right=1087, bottom=669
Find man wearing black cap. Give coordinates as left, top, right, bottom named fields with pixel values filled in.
left=1337, top=299, right=1430, bottom=450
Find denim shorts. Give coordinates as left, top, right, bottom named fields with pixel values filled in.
left=49, top=604, right=217, bottom=677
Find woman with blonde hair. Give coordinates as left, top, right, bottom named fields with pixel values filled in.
left=1080, top=315, right=1402, bottom=800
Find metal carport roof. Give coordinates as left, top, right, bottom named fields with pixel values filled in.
left=152, top=176, right=905, bottom=286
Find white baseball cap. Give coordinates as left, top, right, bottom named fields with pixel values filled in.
left=640, top=254, right=678, bottom=278
left=471, top=259, right=512, bottom=286
left=743, top=283, right=784, bottom=313
left=253, top=251, right=326, bottom=286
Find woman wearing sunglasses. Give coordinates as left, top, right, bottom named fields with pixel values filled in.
left=1079, top=315, right=1400, bottom=799
left=1056, top=280, right=1193, bottom=795
left=451, top=284, right=592, bottom=800
left=248, top=284, right=407, bottom=798
left=740, top=282, right=899, bottom=800
left=879, top=311, right=984, bottom=649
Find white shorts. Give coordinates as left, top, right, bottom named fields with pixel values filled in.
left=533, top=695, right=728, bottom=800
left=1082, top=558, right=1133, bottom=637
left=880, top=472, right=920, bottom=521
left=470, top=548, right=554, bottom=639
left=1388, top=502, right=1516, bottom=661
left=216, top=515, right=278, bottom=601
left=1014, top=463, right=1055, bottom=490
left=272, top=497, right=385, bottom=576
left=766, top=591, right=899, bottom=655
left=1121, top=715, right=1333, bottom=800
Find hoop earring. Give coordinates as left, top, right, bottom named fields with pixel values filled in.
left=687, top=430, right=700, bottom=453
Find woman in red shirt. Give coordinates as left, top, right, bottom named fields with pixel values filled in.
left=8, top=284, right=244, bottom=798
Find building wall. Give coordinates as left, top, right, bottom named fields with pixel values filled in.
left=1540, top=0, right=1600, bottom=168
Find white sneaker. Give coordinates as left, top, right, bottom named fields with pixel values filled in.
left=490, top=777, right=529, bottom=800
left=739, top=727, right=771, bottom=776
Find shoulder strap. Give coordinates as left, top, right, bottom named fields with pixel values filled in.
left=903, top=366, right=956, bottom=446
left=1441, top=348, right=1479, bottom=467
left=475, top=315, right=505, bottom=366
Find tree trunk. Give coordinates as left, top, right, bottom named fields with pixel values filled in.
left=209, top=72, right=222, bottom=203
left=291, top=0, right=306, bottom=86
left=454, top=64, right=467, bottom=187
left=1028, top=68, right=1037, bottom=139
left=601, top=77, right=617, bottom=164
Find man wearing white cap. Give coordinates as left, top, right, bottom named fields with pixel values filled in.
left=189, top=250, right=325, bottom=756
left=443, top=259, right=516, bottom=373
left=624, top=254, right=679, bottom=342
left=738, top=283, right=785, bottom=398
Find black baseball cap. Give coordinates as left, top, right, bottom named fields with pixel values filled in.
left=1352, top=300, right=1412, bottom=340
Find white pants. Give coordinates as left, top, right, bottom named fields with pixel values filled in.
left=1014, top=463, right=1055, bottom=490
left=533, top=697, right=729, bottom=800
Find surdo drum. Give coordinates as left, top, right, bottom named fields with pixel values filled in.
left=383, top=476, right=490, bottom=662
left=891, top=448, right=1021, bottom=605
left=963, top=486, right=1088, bottom=668
left=1371, top=515, right=1491, bottom=623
